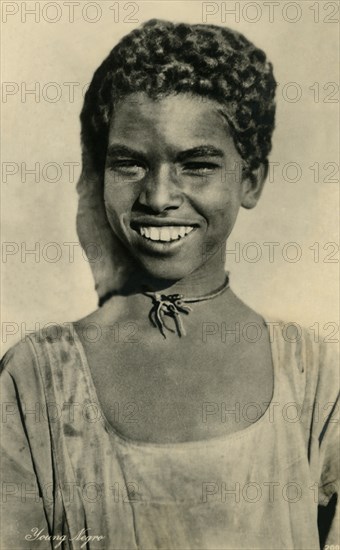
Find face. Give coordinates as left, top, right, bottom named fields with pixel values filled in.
left=104, top=93, right=262, bottom=281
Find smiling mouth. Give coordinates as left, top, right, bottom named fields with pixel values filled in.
left=134, top=225, right=195, bottom=243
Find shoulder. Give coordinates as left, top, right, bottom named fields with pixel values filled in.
left=0, top=322, right=94, bottom=412
left=1, top=322, right=78, bottom=382
left=266, top=318, right=339, bottom=408
left=275, top=319, right=337, bottom=370
left=1, top=338, right=36, bottom=379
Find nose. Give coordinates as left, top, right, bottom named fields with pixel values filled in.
left=138, top=164, right=183, bottom=213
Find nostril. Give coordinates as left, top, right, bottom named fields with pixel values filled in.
left=138, top=188, right=183, bottom=213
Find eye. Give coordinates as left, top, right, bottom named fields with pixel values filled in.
left=182, top=162, right=220, bottom=176
left=108, top=160, right=146, bottom=180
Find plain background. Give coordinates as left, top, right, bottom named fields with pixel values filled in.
left=1, top=0, right=339, bottom=352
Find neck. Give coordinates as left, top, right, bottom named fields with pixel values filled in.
left=105, top=254, right=227, bottom=302
left=142, top=268, right=228, bottom=297
left=98, top=252, right=234, bottom=341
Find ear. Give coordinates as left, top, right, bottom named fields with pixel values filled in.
left=241, top=161, right=268, bottom=210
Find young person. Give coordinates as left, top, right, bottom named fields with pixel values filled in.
left=1, top=19, right=338, bottom=550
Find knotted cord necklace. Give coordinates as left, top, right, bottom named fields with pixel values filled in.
left=143, top=273, right=230, bottom=338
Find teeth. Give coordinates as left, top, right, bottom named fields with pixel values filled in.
left=138, top=226, right=194, bottom=242
left=170, top=227, right=178, bottom=240
left=161, top=227, right=171, bottom=241
left=150, top=227, right=158, bottom=241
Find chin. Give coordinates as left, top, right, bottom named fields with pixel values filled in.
left=136, top=256, right=196, bottom=283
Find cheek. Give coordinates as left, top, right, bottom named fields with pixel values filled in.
left=200, top=186, right=240, bottom=229
left=104, top=192, right=117, bottom=222
left=103, top=186, right=126, bottom=239
left=104, top=178, right=134, bottom=218
left=213, top=206, right=238, bottom=238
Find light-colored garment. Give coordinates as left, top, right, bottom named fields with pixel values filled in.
left=1, top=322, right=339, bottom=550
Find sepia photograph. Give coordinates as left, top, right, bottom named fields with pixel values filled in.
left=1, top=1, right=339, bottom=549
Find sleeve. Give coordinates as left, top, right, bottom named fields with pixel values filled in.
left=0, top=344, right=52, bottom=549
left=315, top=341, right=340, bottom=548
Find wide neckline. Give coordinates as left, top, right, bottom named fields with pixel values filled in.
left=71, top=318, right=280, bottom=450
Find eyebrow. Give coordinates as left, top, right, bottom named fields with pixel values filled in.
left=106, top=145, right=146, bottom=161
left=176, top=146, right=224, bottom=162
left=106, top=144, right=225, bottom=162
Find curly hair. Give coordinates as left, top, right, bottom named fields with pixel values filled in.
left=80, top=19, right=277, bottom=179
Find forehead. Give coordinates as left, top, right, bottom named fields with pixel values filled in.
left=108, top=93, right=235, bottom=153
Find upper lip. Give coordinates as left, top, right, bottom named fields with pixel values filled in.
left=131, top=218, right=200, bottom=228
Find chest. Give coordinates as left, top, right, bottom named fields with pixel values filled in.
left=81, top=328, right=274, bottom=443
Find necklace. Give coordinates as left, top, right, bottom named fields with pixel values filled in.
left=143, top=273, right=230, bottom=339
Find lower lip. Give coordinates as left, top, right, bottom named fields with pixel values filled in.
left=133, top=228, right=198, bottom=253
